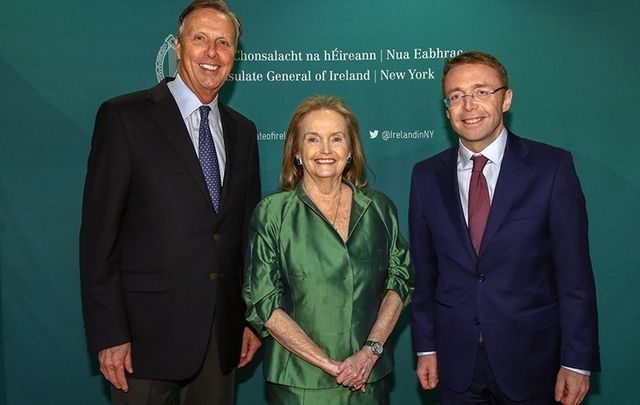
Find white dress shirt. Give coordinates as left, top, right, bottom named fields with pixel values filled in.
left=456, top=128, right=507, bottom=224
left=167, top=73, right=226, bottom=185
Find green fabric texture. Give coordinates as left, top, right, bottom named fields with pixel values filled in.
left=266, top=377, right=390, bottom=404
left=243, top=181, right=413, bottom=389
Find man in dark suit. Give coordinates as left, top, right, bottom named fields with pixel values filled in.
left=409, top=51, right=600, bottom=404
left=80, top=1, right=261, bottom=403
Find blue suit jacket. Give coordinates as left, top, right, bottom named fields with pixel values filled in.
left=409, top=132, right=600, bottom=400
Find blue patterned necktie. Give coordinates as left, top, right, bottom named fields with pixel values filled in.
left=198, top=105, right=222, bottom=212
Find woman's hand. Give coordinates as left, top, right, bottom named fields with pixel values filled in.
left=324, top=359, right=343, bottom=377
left=335, top=348, right=378, bottom=392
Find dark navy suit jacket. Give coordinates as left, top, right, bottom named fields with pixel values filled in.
left=409, top=131, right=600, bottom=400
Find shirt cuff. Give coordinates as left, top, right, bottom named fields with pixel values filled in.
left=417, top=351, right=436, bottom=356
left=246, top=291, right=284, bottom=338
left=562, top=365, right=591, bottom=376
left=385, top=276, right=413, bottom=307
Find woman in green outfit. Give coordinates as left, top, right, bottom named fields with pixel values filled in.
left=243, top=95, right=413, bottom=404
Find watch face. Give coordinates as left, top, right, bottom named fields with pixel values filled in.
left=372, top=343, right=384, bottom=356
left=370, top=342, right=383, bottom=356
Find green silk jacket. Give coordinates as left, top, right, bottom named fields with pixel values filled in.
left=243, top=182, right=414, bottom=389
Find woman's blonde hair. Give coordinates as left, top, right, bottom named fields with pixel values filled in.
left=280, top=95, right=367, bottom=191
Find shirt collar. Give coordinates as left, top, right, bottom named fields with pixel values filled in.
left=167, top=73, right=219, bottom=119
left=295, top=179, right=370, bottom=206
left=458, top=127, right=508, bottom=167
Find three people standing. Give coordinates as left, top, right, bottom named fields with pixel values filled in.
left=81, top=1, right=599, bottom=402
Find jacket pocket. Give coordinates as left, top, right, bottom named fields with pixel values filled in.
left=504, top=206, right=542, bottom=223
left=121, top=271, right=168, bottom=293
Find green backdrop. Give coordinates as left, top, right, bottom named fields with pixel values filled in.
left=1, top=0, right=638, bottom=403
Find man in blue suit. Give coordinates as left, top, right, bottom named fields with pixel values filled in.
left=409, top=51, right=600, bottom=404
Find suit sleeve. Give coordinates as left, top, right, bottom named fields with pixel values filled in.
left=79, top=101, right=132, bottom=352
left=241, top=120, right=261, bottom=254
left=409, top=167, right=439, bottom=353
left=549, top=152, right=600, bottom=371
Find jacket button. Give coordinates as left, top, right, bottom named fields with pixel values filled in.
left=209, top=272, right=218, bottom=281
left=213, top=233, right=221, bottom=241
left=478, top=273, right=486, bottom=282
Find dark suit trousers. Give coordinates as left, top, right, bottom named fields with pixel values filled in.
left=438, top=344, right=556, bottom=405
left=110, top=315, right=235, bottom=405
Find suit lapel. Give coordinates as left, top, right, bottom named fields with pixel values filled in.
left=147, top=80, right=215, bottom=214
left=436, top=147, right=477, bottom=261
left=479, top=132, right=531, bottom=255
left=218, top=103, right=237, bottom=214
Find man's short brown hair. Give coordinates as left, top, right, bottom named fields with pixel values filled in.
left=442, top=51, right=509, bottom=94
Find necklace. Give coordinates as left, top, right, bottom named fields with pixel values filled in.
left=330, top=184, right=343, bottom=229
left=304, top=183, right=343, bottom=230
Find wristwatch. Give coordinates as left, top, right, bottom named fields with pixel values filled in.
left=364, top=340, right=384, bottom=357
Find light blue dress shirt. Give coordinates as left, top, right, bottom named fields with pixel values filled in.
left=167, top=73, right=226, bottom=184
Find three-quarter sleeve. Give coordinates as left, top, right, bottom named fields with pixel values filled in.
left=243, top=201, right=285, bottom=337
left=375, top=192, right=415, bottom=307
left=386, top=229, right=414, bottom=307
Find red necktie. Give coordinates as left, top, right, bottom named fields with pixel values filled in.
left=468, top=155, right=490, bottom=254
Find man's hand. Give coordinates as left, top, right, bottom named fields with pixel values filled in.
left=98, top=342, right=133, bottom=392
left=416, top=354, right=438, bottom=390
left=555, top=367, right=590, bottom=404
left=238, top=327, right=261, bottom=368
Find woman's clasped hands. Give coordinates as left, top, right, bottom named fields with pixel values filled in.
left=335, top=348, right=378, bottom=392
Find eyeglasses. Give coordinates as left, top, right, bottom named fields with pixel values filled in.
left=443, top=86, right=506, bottom=108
